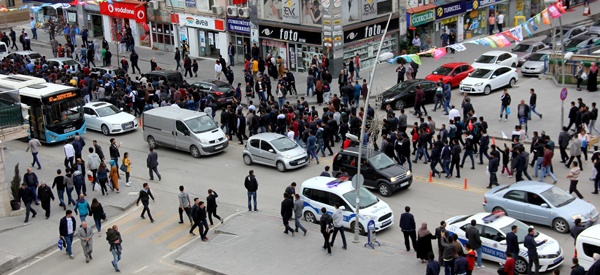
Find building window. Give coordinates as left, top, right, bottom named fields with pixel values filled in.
left=6, top=0, right=15, bottom=7
left=151, top=22, right=174, bottom=45
left=378, top=0, right=393, bottom=14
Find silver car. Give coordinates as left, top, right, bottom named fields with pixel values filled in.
left=520, top=50, right=552, bottom=76
left=243, top=133, right=309, bottom=172
left=482, top=181, right=598, bottom=233
left=511, top=41, right=549, bottom=66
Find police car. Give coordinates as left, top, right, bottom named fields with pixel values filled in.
left=445, top=212, right=563, bottom=274
left=300, top=177, right=394, bottom=235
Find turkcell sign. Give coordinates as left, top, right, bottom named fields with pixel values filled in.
left=410, top=9, right=434, bottom=26
left=436, top=1, right=466, bottom=20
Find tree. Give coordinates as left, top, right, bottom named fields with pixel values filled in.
left=10, top=163, right=20, bottom=201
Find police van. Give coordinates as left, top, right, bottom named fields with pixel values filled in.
left=300, top=176, right=394, bottom=235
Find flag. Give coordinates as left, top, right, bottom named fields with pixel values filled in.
left=510, top=26, right=524, bottom=41
left=433, top=48, right=447, bottom=60
left=555, top=1, right=566, bottom=13
left=448, top=43, right=467, bottom=52
left=408, top=54, right=422, bottom=65
left=496, top=34, right=511, bottom=47
left=548, top=4, right=561, bottom=18
left=502, top=131, right=508, bottom=139
left=477, top=38, right=489, bottom=47
left=522, top=23, right=532, bottom=36
left=535, top=13, right=541, bottom=24
left=528, top=18, right=538, bottom=32
left=502, top=30, right=519, bottom=41
left=483, top=37, right=497, bottom=48
left=465, top=40, right=481, bottom=45
left=489, top=35, right=505, bottom=47
left=542, top=9, right=551, bottom=24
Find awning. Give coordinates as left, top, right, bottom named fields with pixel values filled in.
left=406, top=4, right=437, bottom=14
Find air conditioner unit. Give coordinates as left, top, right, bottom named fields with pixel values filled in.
left=238, top=7, right=249, bottom=18
left=227, top=5, right=238, bottom=17
left=148, top=1, right=158, bottom=9
left=212, top=6, right=223, bottom=14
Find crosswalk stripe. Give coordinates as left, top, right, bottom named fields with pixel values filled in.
left=120, top=211, right=166, bottom=235
left=138, top=215, right=180, bottom=239
left=166, top=231, right=196, bottom=250
left=106, top=206, right=143, bottom=228
left=152, top=222, right=193, bottom=245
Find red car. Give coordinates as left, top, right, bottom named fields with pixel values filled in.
left=424, top=62, right=475, bottom=88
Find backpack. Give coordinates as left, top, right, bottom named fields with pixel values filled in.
left=448, top=125, right=457, bottom=139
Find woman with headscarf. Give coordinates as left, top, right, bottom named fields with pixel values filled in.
left=588, top=62, right=598, bottom=92
left=416, top=222, right=435, bottom=263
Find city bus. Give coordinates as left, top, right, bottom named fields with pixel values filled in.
left=0, top=75, right=86, bottom=143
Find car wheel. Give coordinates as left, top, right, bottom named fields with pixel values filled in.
left=147, top=136, right=157, bottom=149
left=483, top=85, right=492, bottom=95
left=276, top=161, right=286, bottom=172
left=351, top=221, right=366, bottom=235
left=378, top=183, right=391, bottom=197
left=552, top=218, right=570, bottom=233
left=190, top=145, right=201, bottom=158
left=515, top=257, right=528, bottom=274
left=509, top=78, right=516, bottom=88
left=304, top=211, right=317, bottom=223
left=101, top=124, right=110, bottom=136
left=511, top=63, right=517, bottom=68
left=394, top=100, right=406, bottom=110
left=492, top=207, right=506, bottom=215
left=243, top=154, right=253, bottom=165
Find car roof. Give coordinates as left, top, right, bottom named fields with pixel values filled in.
left=340, top=146, right=381, bottom=157
left=518, top=41, right=543, bottom=45
left=13, top=51, right=38, bottom=55
left=440, top=62, right=470, bottom=68
left=578, top=224, right=600, bottom=240
left=563, top=24, right=585, bottom=29
left=467, top=212, right=515, bottom=228
left=506, top=180, right=554, bottom=193
left=248, top=132, right=286, bottom=141
left=572, top=35, right=596, bottom=40
left=48, top=58, right=74, bottom=62
left=301, top=176, right=355, bottom=194
left=481, top=50, right=512, bottom=55
left=473, top=64, right=511, bottom=70
left=85, top=102, right=111, bottom=109
left=143, top=106, right=208, bottom=120
left=146, top=70, right=181, bottom=76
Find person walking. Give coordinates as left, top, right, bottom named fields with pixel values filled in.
left=244, top=170, right=258, bottom=211
left=540, top=145, right=558, bottom=184
left=174, top=47, right=181, bottom=71
left=571, top=218, right=585, bottom=245
left=123, top=152, right=131, bottom=186
left=566, top=162, right=584, bottom=199
left=64, top=169, right=77, bottom=206
left=23, top=167, right=40, bottom=205
left=90, top=198, right=105, bottom=237
left=64, top=141, right=75, bottom=171
left=19, top=183, right=37, bottom=224
left=137, top=183, right=155, bottom=223
left=293, top=194, right=307, bottom=235
left=178, top=185, right=192, bottom=224
left=416, top=222, right=435, bottom=263
left=147, top=148, right=161, bottom=181
left=280, top=193, right=295, bottom=236
left=399, top=206, right=417, bottom=252
left=87, top=147, right=101, bottom=187
left=524, top=227, right=547, bottom=275
left=441, top=230, right=457, bottom=275
left=500, top=89, right=511, bottom=121
left=59, top=210, right=77, bottom=259
left=109, top=159, right=120, bottom=192
left=195, top=200, right=210, bottom=241
left=320, top=207, right=333, bottom=255
left=37, top=181, right=54, bottom=219
left=52, top=169, right=67, bottom=211
left=74, top=194, right=91, bottom=222
left=207, top=189, right=222, bottom=226
left=505, top=225, right=519, bottom=275
left=330, top=202, right=347, bottom=249
left=27, top=137, right=42, bottom=169
left=487, top=150, right=500, bottom=188
left=426, top=252, right=441, bottom=275
left=130, top=50, right=140, bottom=74
left=106, top=225, right=122, bottom=272
left=97, top=162, right=109, bottom=195
left=566, top=135, right=583, bottom=169
left=78, top=221, right=94, bottom=263
left=466, top=219, right=484, bottom=268
left=529, top=89, right=542, bottom=120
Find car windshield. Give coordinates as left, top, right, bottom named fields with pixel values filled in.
left=216, top=85, right=231, bottom=92
left=527, top=53, right=547, bottom=61
left=512, top=44, right=531, bottom=52
left=369, top=153, right=396, bottom=170
left=63, top=59, right=79, bottom=66
left=184, top=115, right=218, bottom=133
left=565, top=38, right=586, bottom=48
left=392, top=82, right=410, bottom=92
left=475, top=55, right=496, bottom=63
left=271, top=137, right=298, bottom=152
left=28, top=53, right=41, bottom=59
left=343, top=187, right=379, bottom=208
left=499, top=219, right=539, bottom=243
left=95, top=105, right=120, bottom=117
left=549, top=29, right=569, bottom=37
left=469, top=68, right=493, bottom=78
left=432, top=66, right=454, bottom=75
left=541, top=186, right=576, bottom=207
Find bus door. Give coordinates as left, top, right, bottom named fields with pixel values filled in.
left=28, top=105, right=45, bottom=141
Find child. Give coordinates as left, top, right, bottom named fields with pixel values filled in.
left=502, top=144, right=512, bottom=178
left=465, top=243, right=476, bottom=275
left=123, top=152, right=131, bottom=187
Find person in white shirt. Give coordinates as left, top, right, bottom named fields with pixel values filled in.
left=412, top=35, right=422, bottom=50
left=329, top=203, right=347, bottom=249
left=64, top=141, right=75, bottom=171
left=449, top=105, right=460, bottom=122
left=287, top=127, right=295, bottom=141
left=215, top=60, right=223, bottom=80
left=496, top=11, right=505, bottom=32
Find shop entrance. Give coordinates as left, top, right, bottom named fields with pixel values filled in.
left=199, top=30, right=220, bottom=58
left=233, top=34, right=250, bottom=63
left=88, top=14, right=103, bottom=37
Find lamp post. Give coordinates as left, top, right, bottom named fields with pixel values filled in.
left=353, top=13, right=393, bottom=243
left=546, top=0, right=566, bottom=126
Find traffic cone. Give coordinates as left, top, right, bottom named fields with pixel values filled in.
left=491, top=136, right=496, bottom=146
left=464, top=178, right=468, bottom=189
left=429, top=171, right=433, bottom=182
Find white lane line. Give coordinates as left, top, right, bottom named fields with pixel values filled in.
left=134, top=266, right=148, bottom=273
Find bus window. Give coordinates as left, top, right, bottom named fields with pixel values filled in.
left=48, top=100, right=82, bottom=125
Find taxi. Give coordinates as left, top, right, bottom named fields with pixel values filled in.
left=445, top=212, right=564, bottom=274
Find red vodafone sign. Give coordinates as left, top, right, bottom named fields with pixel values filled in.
left=100, top=1, right=147, bottom=23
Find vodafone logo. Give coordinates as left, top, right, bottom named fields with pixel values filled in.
left=107, top=4, right=114, bottom=13
left=137, top=10, right=145, bottom=20
left=101, top=2, right=147, bottom=22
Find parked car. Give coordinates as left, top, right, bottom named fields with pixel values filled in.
left=564, top=35, right=600, bottom=53
left=446, top=212, right=563, bottom=274
left=424, top=62, right=475, bottom=88
left=380, top=79, right=437, bottom=110
left=542, top=24, right=588, bottom=48
left=144, top=70, right=184, bottom=86
left=520, top=51, right=552, bottom=76
left=6, top=51, right=42, bottom=62
left=472, top=51, right=519, bottom=68
left=242, top=133, right=309, bottom=172
left=459, top=65, right=518, bottom=95
left=82, top=102, right=137, bottom=135
left=47, top=58, right=82, bottom=70
left=511, top=41, right=549, bottom=66
left=91, top=66, right=126, bottom=78
left=332, top=146, right=412, bottom=196
left=191, top=80, right=236, bottom=108
left=482, top=181, right=599, bottom=233
left=589, top=20, right=600, bottom=36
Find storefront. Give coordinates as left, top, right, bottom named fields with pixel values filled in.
left=148, top=9, right=175, bottom=51
left=83, top=4, right=103, bottom=38
left=343, top=15, right=400, bottom=70
left=227, top=18, right=251, bottom=64
left=258, top=24, right=322, bottom=73
left=434, top=1, right=466, bottom=43
left=177, top=13, right=226, bottom=58
left=464, top=0, right=509, bottom=39
left=407, top=5, right=436, bottom=50
left=100, top=1, right=149, bottom=48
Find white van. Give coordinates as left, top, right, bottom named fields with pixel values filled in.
left=143, top=107, right=228, bottom=158
left=300, top=176, right=394, bottom=235
left=575, top=224, right=600, bottom=271
left=0, top=42, right=8, bottom=59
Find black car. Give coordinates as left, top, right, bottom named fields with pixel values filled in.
left=380, top=79, right=437, bottom=110
left=332, top=147, right=412, bottom=197
left=191, top=80, right=235, bottom=108
left=144, top=70, right=184, bottom=86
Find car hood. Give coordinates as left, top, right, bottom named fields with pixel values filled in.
left=523, top=233, right=561, bottom=257
left=358, top=200, right=392, bottom=221
left=558, top=198, right=598, bottom=220
left=522, top=60, right=545, bottom=67
left=281, top=146, right=308, bottom=158
left=460, top=76, right=489, bottom=85
left=513, top=51, right=529, bottom=59
left=377, top=164, right=409, bottom=177
left=381, top=89, right=407, bottom=99
left=192, top=127, right=226, bottom=140
left=99, top=112, right=136, bottom=123
left=425, top=74, right=450, bottom=82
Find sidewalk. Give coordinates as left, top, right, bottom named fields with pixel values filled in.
left=176, top=211, right=497, bottom=275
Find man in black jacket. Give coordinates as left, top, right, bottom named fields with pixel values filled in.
left=206, top=189, right=222, bottom=225
left=244, top=170, right=258, bottom=211
left=38, top=181, right=55, bottom=219
left=399, top=206, right=417, bottom=251
left=109, top=138, right=120, bottom=164
left=193, top=200, right=209, bottom=241
left=466, top=219, right=483, bottom=268
left=567, top=101, right=578, bottom=131
left=23, top=167, right=39, bottom=205
left=320, top=207, right=333, bottom=255
left=505, top=225, right=519, bottom=259
left=19, top=183, right=37, bottom=224
left=449, top=139, right=461, bottom=178
left=136, top=183, right=155, bottom=223
left=59, top=210, right=77, bottom=258
left=174, top=47, right=181, bottom=71
left=281, top=193, right=295, bottom=236
left=487, top=152, right=500, bottom=188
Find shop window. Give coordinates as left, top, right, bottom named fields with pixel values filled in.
left=6, top=0, right=15, bottom=7
left=377, top=0, right=393, bottom=14
left=151, top=23, right=174, bottom=46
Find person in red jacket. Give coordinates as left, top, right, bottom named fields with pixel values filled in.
left=465, top=243, right=476, bottom=275
left=502, top=251, right=515, bottom=275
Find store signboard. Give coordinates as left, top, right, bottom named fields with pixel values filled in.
left=282, top=0, right=300, bottom=24
left=259, top=25, right=322, bottom=45
left=227, top=18, right=250, bottom=34
left=361, top=0, right=378, bottom=21
left=99, top=2, right=147, bottom=23
left=436, top=1, right=466, bottom=20
left=343, top=16, right=399, bottom=43
left=467, top=0, right=503, bottom=11
left=185, top=0, right=196, bottom=7
left=178, top=13, right=225, bottom=31
left=410, top=9, right=434, bottom=27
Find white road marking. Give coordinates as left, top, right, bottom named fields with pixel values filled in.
left=134, top=266, right=148, bottom=273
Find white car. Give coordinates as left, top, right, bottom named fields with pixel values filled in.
left=83, top=102, right=138, bottom=135
left=47, top=58, right=82, bottom=70
left=472, top=51, right=519, bottom=69
left=459, top=65, right=518, bottom=95
left=521, top=51, right=552, bottom=76
left=446, top=212, right=564, bottom=274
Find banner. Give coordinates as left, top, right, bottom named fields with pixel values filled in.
left=548, top=4, right=561, bottom=18
left=502, top=30, right=519, bottom=41
left=282, top=0, right=300, bottom=24
left=542, top=9, right=551, bottom=24
left=433, top=48, right=446, bottom=60
left=495, top=34, right=511, bottom=46
left=447, top=43, right=467, bottom=52
left=522, top=23, right=532, bottom=36
left=99, top=2, right=146, bottom=23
